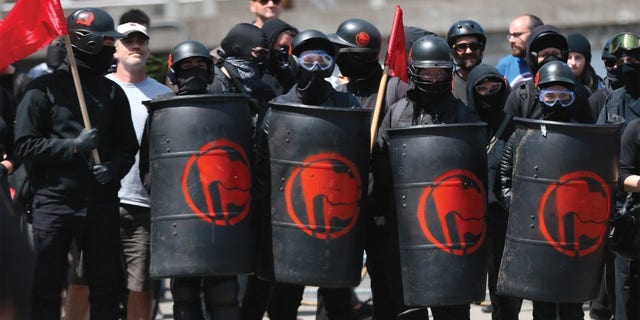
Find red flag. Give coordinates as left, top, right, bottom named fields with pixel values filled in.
left=0, top=0, right=67, bottom=70
left=384, top=5, right=407, bottom=82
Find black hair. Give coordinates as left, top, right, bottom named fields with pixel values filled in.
left=119, top=9, right=151, bottom=27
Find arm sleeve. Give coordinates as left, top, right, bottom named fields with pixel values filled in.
left=108, top=87, right=139, bottom=181
left=497, top=133, right=517, bottom=210
left=14, top=86, right=76, bottom=162
left=619, top=119, right=640, bottom=190
left=503, top=87, right=523, bottom=117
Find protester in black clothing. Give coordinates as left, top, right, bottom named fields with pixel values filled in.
left=260, top=18, right=298, bottom=95
left=498, top=60, right=587, bottom=320
left=211, top=23, right=275, bottom=126
left=567, top=33, right=603, bottom=95
left=589, top=36, right=624, bottom=119
left=465, top=64, right=523, bottom=320
left=327, top=17, right=408, bottom=320
left=157, top=40, right=243, bottom=320
left=253, top=29, right=360, bottom=320
left=0, top=86, right=15, bottom=189
left=13, top=8, right=138, bottom=319
left=504, top=24, right=594, bottom=123
left=595, top=31, right=640, bottom=320
left=372, top=35, right=479, bottom=320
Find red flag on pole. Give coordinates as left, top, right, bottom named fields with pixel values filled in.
left=0, top=0, right=67, bottom=70
left=384, top=5, right=407, bottom=82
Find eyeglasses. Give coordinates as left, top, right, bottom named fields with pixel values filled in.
left=507, top=31, right=530, bottom=41
left=539, top=89, right=575, bottom=107
left=453, top=42, right=484, bottom=53
left=255, top=0, right=281, bottom=4
left=298, top=50, right=334, bottom=71
left=475, top=81, right=502, bottom=95
left=609, top=33, right=640, bottom=55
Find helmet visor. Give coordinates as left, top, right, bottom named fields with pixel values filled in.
left=609, top=33, right=640, bottom=55
left=539, top=89, right=575, bottom=107
left=298, top=50, right=334, bottom=71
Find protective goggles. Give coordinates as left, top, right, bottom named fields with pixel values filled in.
left=297, top=50, right=334, bottom=71
left=474, top=81, right=502, bottom=95
left=538, top=89, right=575, bottom=107
left=609, top=33, right=640, bottom=55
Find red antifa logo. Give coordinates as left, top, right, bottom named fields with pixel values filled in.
left=181, top=139, right=251, bottom=226
left=538, top=171, right=610, bottom=257
left=76, top=11, right=95, bottom=27
left=285, top=153, right=361, bottom=240
left=355, top=32, right=370, bottom=47
left=417, top=169, right=486, bottom=255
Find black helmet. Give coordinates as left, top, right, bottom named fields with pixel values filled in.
left=67, top=8, right=124, bottom=54
left=168, top=40, right=214, bottom=84
left=328, top=18, right=381, bottom=63
left=602, top=37, right=616, bottom=62
left=446, top=20, right=486, bottom=47
left=535, top=60, right=575, bottom=89
left=527, top=26, right=568, bottom=74
left=289, top=29, right=336, bottom=78
left=408, top=35, right=453, bottom=93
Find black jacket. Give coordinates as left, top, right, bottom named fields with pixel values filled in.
left=14, top=65, right=138, bottom=202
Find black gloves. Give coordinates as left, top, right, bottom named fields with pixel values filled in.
left=74, top=128, right=99, bottom=153
left=92, top=162, right=112, bottom=184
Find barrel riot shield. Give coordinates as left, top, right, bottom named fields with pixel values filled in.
left=144, top=94, right=256, bottom=278
left=497, top=117, right=622, bottom=302
left=257, top=102, right=371, bottom=288
left=387, top=123, right=488, bottom=306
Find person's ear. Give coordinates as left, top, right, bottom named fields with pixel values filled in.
left=249, top=1, right=257, bottom=14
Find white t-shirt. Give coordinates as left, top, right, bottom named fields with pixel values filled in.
left=105, top=74, right=173, bottom=207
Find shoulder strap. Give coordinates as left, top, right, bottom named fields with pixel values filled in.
left=487, top=114, right=512, bottom=153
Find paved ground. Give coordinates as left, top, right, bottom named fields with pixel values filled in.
left=154, top=276, right=542, bottom=320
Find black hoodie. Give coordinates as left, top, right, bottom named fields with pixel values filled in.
left=261, top=18, right=298, bottom=95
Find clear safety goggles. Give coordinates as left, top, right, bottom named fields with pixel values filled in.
left=538, top=89, right=575, bottom=107
left=474, top=81, right=502, bottom=95
left=609, top=33, right=640, bottom=55
left=297, top=50, right=334, bottom=71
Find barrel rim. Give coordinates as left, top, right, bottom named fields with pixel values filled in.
left=143, top=93, right=252, bottom=110
left=268, top=101, right=372, bottom=114
left=387, top=122, right=487, bottom=136
left=513, top=116, right=624, bottom=129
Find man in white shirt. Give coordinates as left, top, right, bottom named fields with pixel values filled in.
left=106, top=22, right=172, bottom=320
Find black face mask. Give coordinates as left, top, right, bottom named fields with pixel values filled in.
left=74, top=46, right=116, bottom=75
left=336, top=58, right=378, bottom=80
left=296, top=70, right=328, bottom=104
left=607, top=66, right=624, bottom=90
left=46, top=45, right=66, bottom=69
left=542, top=102, right=572, bottom=121
left=475, top=90, right=505, bottom=112
left=622, top=62, right=640, bottom=96
left=175, top=68, right=210, bottom=95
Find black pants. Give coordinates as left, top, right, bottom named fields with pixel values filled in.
left=240, top=276, right=304, bottom=320
left=614, top=256, right=638, bottom=320
left=365, top=215, right=396, bottom=319
left=172, top=276, right=240, bottom=320
left=531, top=301, right=584, bottom=320
left=486, top=205, right=523, bottom=320
left=30, top=196, right=121, bottom=320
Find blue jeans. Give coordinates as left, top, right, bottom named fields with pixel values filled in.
left=30, top=196, right=121, bottom=320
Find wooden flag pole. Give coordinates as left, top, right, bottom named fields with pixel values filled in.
left=370, top=66, right=390, bottom=153
left=63, top=34, right=100, bottom=164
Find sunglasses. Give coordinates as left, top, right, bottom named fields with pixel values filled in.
left=453, top=42, right=484, bottom=53
left=539, top=89, right=575, bottom=107
left=609, top=33, right=640, bottom=55
left=298, top=50, right=334, bottom=71
left=255, top=0, right=281, bottom=4
left=475, top=82, right=502, bottom=95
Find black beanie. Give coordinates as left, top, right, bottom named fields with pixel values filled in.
left=221, top=23, right=268, bottom=58
left=567, top=33, right=592, bottom=63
